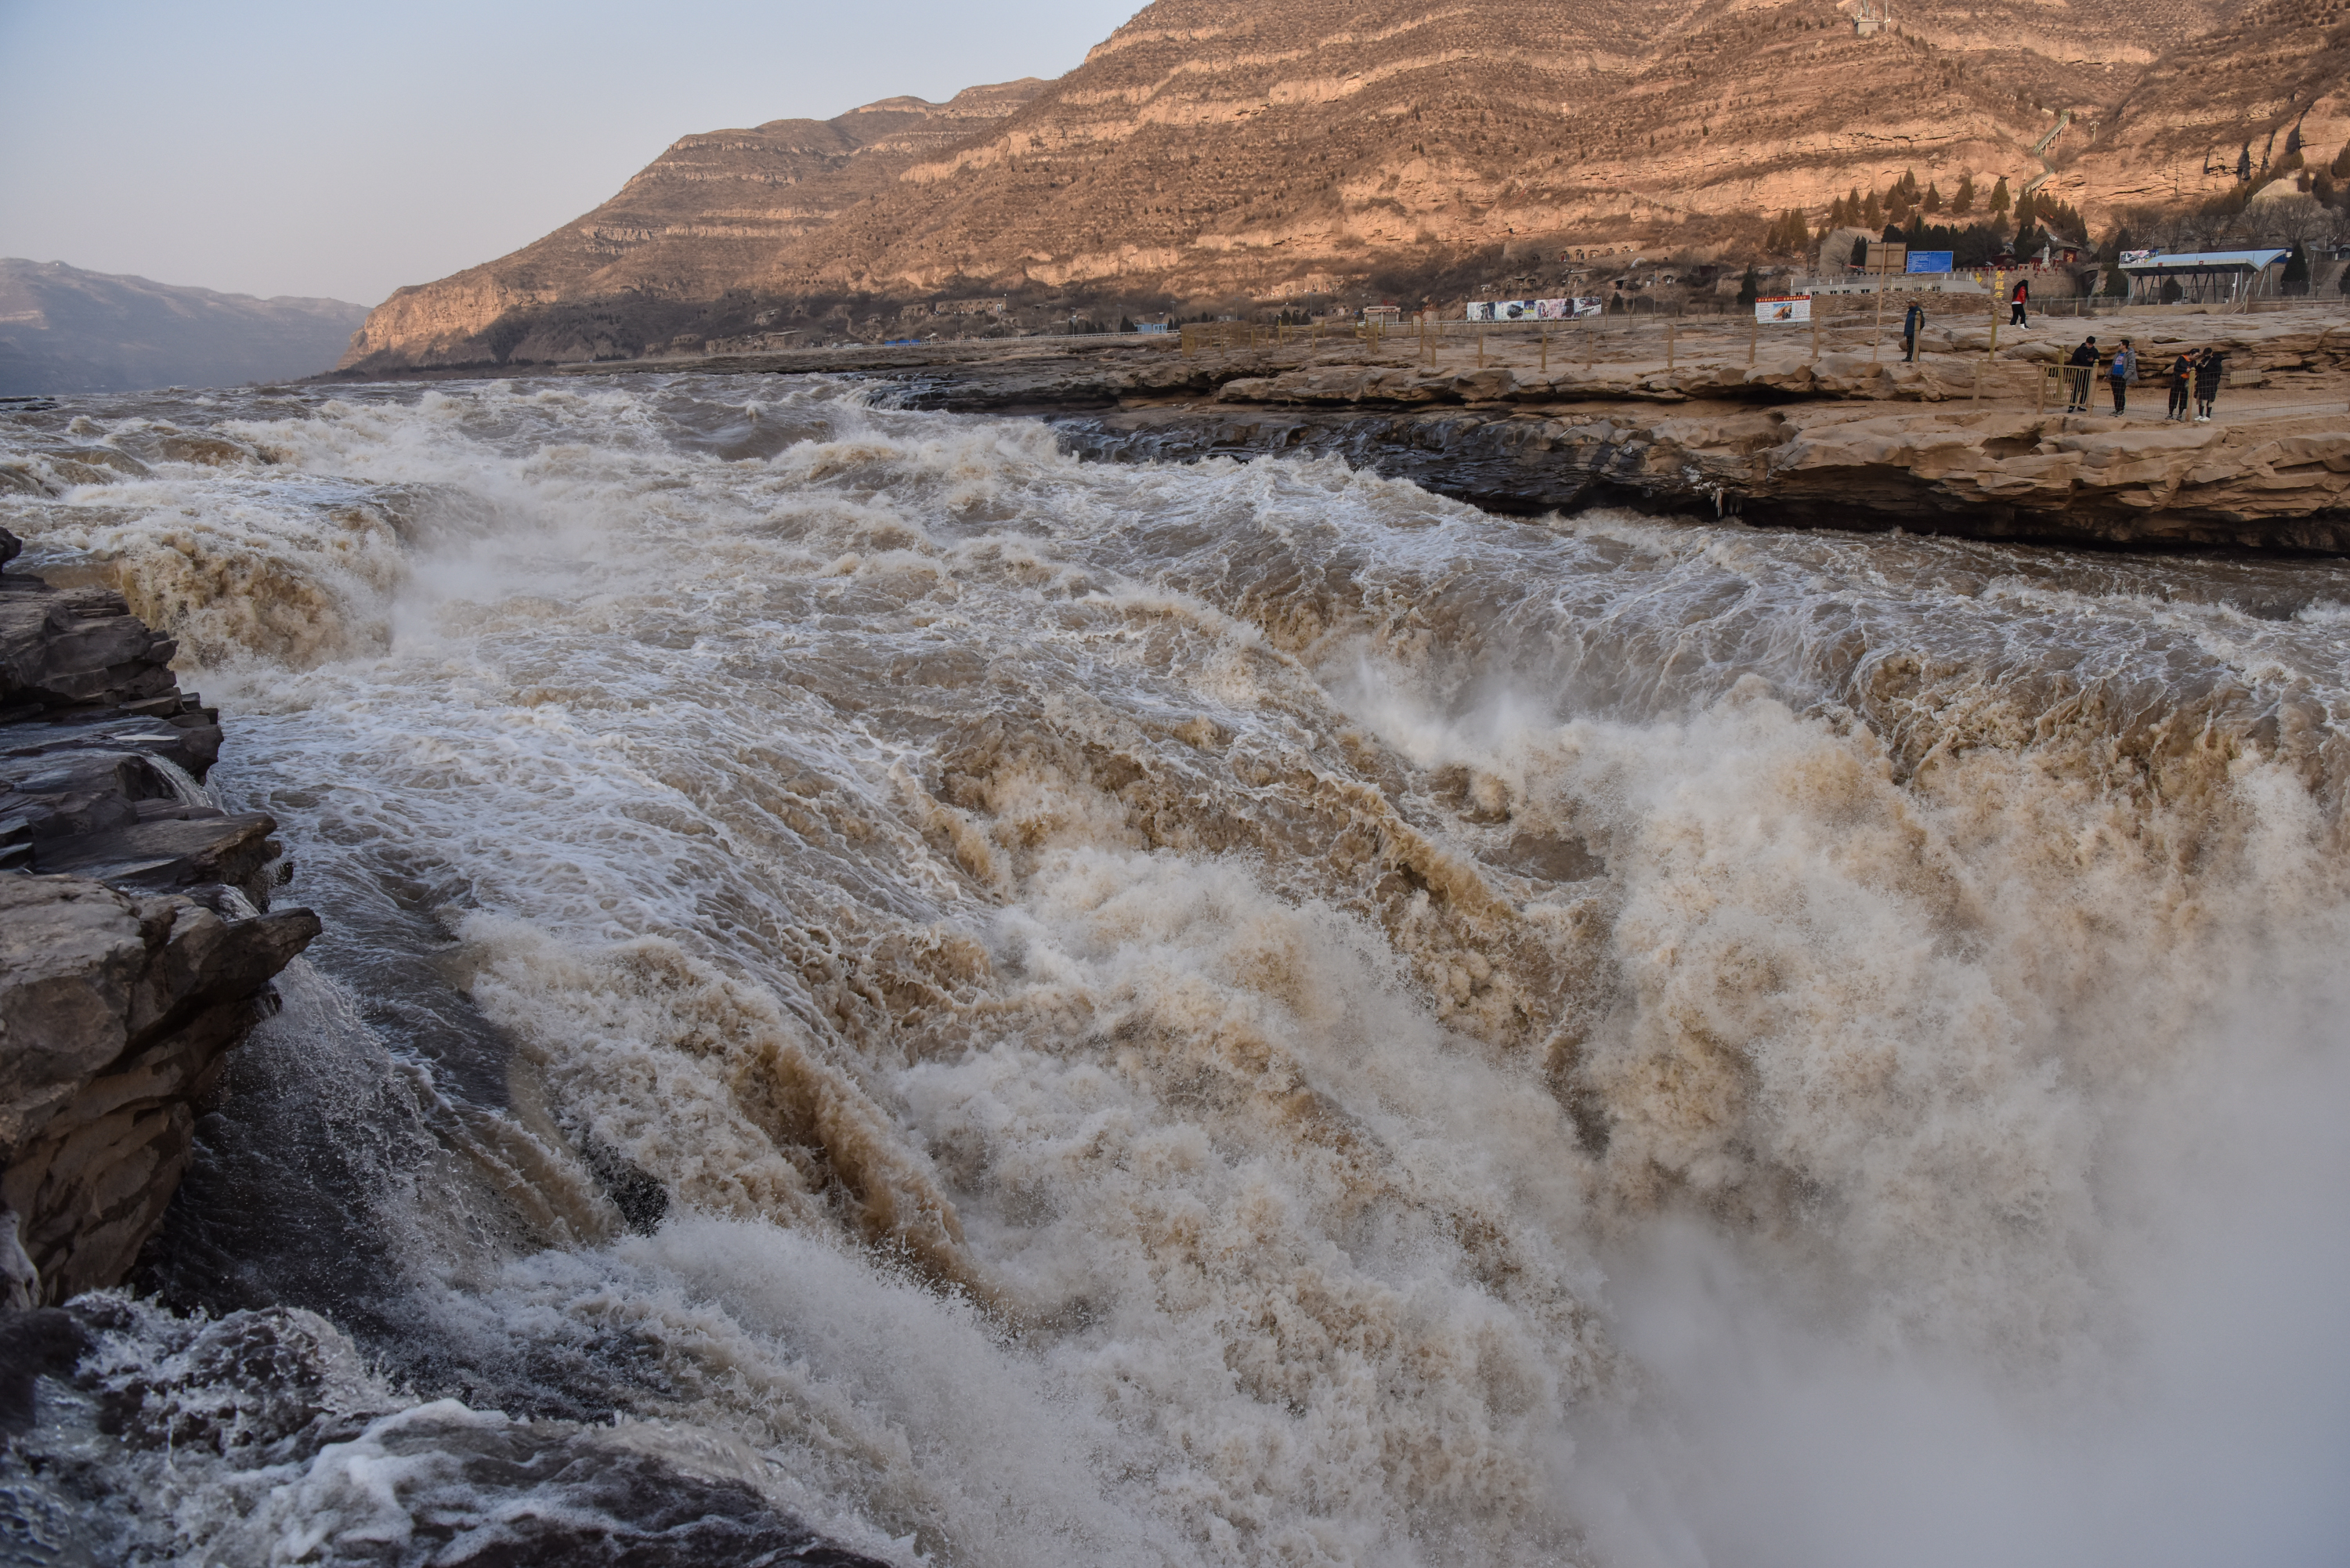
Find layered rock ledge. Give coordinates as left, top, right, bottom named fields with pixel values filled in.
left=0, top=525, right=317, bottom=1306
left=562, top=308, right=2329, bottom=553
left=1054, top=399, right=2350, bottom=551
left=875, top=312, right=2350, bottom=552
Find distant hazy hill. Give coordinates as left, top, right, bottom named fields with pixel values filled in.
left=0, top=259, right=372, bottom=394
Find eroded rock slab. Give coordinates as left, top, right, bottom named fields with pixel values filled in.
left=1055, top=402, right=2350, bottom=551
left=0, top=876, right=319, bottom=1302
left=0, top=524, right=316, bottom=1305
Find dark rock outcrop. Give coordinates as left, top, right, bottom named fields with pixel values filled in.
left=0, top=524, right=317, bottom=1306
left=0, top=876, right=318, bottom=1303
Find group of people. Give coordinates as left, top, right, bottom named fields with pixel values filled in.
left=1893, top=288, right=2232, bottom=421
left=2058, top=335, right=2226, bottom=421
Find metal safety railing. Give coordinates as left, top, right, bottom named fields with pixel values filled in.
left=1180, top=320, right=1393, bottom=356
left=1178, top=298, right=2348, bottom=397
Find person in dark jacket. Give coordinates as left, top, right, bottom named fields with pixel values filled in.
left=2107, top=339, right=2136, bottom=415
left=2010, top=278, right=2030, bottom=327
left=1903, top=301, right=1925, bottom=362
left=2193, top=348, right=2225, bottom=421
left=2065, top=336, right=2099, bottom=412
left=2167, top=351, right=2195, bottom=421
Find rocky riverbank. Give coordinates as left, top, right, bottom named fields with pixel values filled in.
left=0, top=524, right=317, bottom=1306
left=1054, top=397, right=2350, bottom=551
left=551, top=304, right=2350, bottom=552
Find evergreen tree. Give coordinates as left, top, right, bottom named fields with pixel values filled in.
left=1988, top=175, right=2010, bottom=215
left=1952, top=172, right=1976, bottom=215
left=2236, top=145, right=2252, bottom=181
left=2333, top=142, right=2350, bottom=179
left=1736, top=264, right=1761, bottom=307
left=1762, top=208, right=1812, bottom=256
left=1922, top=182, right=1943, bottom=215
left=2286, top=122, right=2302, bottom=157
left=1862, top=190, right=1883, bottom=226
left=2281, top=242, right=2311, bottom=291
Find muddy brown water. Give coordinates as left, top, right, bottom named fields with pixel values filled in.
left=2, top=376, right=2346, bottom=1566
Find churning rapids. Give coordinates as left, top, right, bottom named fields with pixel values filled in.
left=2, top=376, right=2347, bottom=1566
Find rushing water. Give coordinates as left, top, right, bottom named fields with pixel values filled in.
left=2, top=376, right=2347, bottom=1566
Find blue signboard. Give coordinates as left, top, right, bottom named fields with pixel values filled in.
left=1905, top=251, right=1955, bottom=274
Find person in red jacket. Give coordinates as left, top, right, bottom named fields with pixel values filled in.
left=2010, top=278, right=2030, bottom=327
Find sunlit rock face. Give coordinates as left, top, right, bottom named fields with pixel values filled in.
left=332, top=80, right=1050, bottom=373
left=336, top=0, right=2346, bottom=371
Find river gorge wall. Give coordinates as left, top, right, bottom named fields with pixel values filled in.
left=0, top=523, right=319, bottom=1306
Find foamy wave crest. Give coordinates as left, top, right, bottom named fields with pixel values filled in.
left=4, top=374, right=2345, bottom=1565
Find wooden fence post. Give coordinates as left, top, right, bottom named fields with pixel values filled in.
left=1748, top=316, right=1758, bottom=367
left=1667, top=320, right=1677, bottom=371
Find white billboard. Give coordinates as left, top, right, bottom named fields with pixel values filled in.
left=1755, top=295, right=1811, bottom=323
left=1466, top=298, right=1603, bottom=321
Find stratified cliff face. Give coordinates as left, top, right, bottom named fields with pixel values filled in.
left=338, top=0, right=2349, bottom=370
left=334, top=80, right=1047, bottom=371
left=2067, top=0, right=2350, bottom=210
left=790, top=0, right=2211, bottom=295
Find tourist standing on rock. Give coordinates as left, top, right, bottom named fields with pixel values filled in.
left=2011, top=278, right=2030, bottom=327
left=2167, top=350, right=2195, bottom=421
left=2108, top=339, right=2136, bottom=415
left=2065, top=335, right=2099, bottom=412
left=2193, top=347, right=2225, bottom=422
left=1903, top=301, right=1925, bottom=362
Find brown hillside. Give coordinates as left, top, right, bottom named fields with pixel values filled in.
left=338, top=0, right=2349, bottom=371
left=335, top=80, right=1047, bottom=368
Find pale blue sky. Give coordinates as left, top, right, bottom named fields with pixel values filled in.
left=0, top=1, right=1143, bottom=306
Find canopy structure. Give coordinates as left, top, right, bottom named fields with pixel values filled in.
left=2116, top=248, right=2290, bottom=305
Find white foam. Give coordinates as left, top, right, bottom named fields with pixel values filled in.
left=5, top=375, right=2346, bottom=1566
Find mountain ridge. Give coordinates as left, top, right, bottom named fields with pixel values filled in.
left=2, top=261, right=371, bottom=395
left=334, top=0, right=2350, bottom=374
